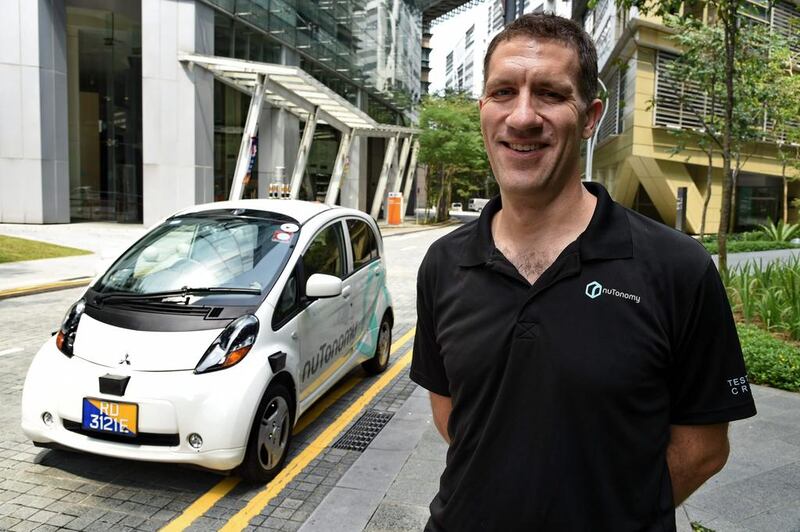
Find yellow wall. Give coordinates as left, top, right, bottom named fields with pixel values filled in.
left=592, top=33, right=799, bottom=234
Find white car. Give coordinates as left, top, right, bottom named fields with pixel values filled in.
left=21, top=200, right=393, bottom=482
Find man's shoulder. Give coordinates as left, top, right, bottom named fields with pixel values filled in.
left=426, top=219, right=480, bottom=257
left=623, top=206, right=711, bottom=270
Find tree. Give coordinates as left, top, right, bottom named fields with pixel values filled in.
left=418, top=92, right=490, bottom=222
left=614, top=0, right=799, bottom=270
left=654, top=15, right=798, bottom=238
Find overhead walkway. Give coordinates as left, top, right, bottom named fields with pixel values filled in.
left=178, top=53, right=420, bottom=218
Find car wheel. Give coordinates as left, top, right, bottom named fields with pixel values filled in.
left=362, top=314, right=391, bottom=375
left=240, top=383, right=294, bottom=483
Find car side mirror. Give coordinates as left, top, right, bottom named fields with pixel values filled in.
left=305, top=273, right=342, bottom=299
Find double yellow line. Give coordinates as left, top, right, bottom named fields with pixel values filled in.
left=162, top=328, right=416, bottom=532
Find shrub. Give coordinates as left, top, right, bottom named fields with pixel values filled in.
left=737, top=324, right=800, bottom=392
left=758, top=220, right=800, bottom=242
left=702, top=240, right=794, bottom=254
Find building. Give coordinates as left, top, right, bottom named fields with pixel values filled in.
left=0, top=0, right=455, bottom=225
left=576, top=0, right=800, bottom=233
left=429, top=0, right=572, bottom=98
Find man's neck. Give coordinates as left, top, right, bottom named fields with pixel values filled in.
left=490, top=180, right=597, bottom=284
left=493, top=180, right=596, bottom=243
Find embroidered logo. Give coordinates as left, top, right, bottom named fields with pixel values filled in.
left=585, top=281, right=641, bottom=304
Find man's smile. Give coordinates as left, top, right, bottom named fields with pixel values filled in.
left=503, top=142, right=547, bottom=152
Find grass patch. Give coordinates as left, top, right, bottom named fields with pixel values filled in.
left=702, top=240, right=796, bottom=254
left=737, top=323, right=800, bottom=392
left=0, top=235, right=92, bottom=264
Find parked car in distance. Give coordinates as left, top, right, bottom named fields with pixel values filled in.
left=467, top=198, right=489, bottom=212
left=21, top=199, right=393, bottom=482
left=450, top=202, right=463, bottom=211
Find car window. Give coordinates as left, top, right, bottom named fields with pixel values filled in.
left=303, top=223, right=345, bottom=279
left=272, top=271, right=299, bottom=329
left=347, top=219, right=379, bottom=271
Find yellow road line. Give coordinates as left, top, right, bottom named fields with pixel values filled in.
left=293, top=375, right=362, bottom=435
left=0, top=278, right=92, bottom=300
left=160, top=476, right=241, bottom=532
left=220, top=328, right=416, bottom=532
left=161, top=327, right=416, bottom=532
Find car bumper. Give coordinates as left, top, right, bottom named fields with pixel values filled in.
left=21, top=340, right=268, bottom=471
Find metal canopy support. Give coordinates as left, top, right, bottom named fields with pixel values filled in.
left=370, top=134, right=399, bottom=219
left=230, top=73, right=267, bottom=200
left=325, top=130, right=353, bottom=205
left=289, top=107, right=320, bottom=200
left=391, top=135, right=413, bottom=192
left=402, top=139, right=420, bottom=209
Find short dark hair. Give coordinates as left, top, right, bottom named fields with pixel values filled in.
left=483, top=13, right=598, bottom=105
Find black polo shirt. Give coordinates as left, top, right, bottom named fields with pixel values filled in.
left=411, top=182, right=757, bottom=532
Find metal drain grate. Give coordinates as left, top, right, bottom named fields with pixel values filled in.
left=332, top=410, right=394, bottom=451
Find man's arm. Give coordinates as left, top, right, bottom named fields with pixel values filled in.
left=430, top=392, right=453, bottom=444
left=667, top=423, right=730, bottom=506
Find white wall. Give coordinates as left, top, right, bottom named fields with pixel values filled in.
left=141, top=0, right=214, bottom=226
left=0, top=0, right=69, bottom=223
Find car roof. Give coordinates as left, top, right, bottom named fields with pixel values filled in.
left=174, top=199, right=344, bottom=225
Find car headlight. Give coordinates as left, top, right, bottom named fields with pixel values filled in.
left=55, top=299, right=85, bottom=357
left=195, top=314, right=259, bottom=374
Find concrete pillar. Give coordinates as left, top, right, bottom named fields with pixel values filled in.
left=341, top=89, right=369, bottom=211
left=141, top=0, right=213, bottom=226
left=0, top=0, right=69, bottom=223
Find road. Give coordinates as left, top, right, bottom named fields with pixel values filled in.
left=0, top=225, right=456, bottom=532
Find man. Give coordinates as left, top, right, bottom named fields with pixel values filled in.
left=410, top=13, right=756, bottom=531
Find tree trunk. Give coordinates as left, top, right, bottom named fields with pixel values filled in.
left=783, top=160, right=788, bottom=224
left=436, top=165, right=447, bottom=222
left=717, top=0, right=738, bottom=273
left=700, top=147, right=713, bottom=239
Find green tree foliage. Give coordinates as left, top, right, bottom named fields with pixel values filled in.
left=611, top=0, right=800, bottom=271
left=418, top=92, right=491, bottom=222
left=655, top=15, right=800, bottom=238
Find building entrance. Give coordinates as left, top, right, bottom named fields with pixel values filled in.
left=67, top=2, right=142, bottom=222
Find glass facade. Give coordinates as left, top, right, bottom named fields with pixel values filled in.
left=66, top=2, right=143, bottom=222
left=206, top=0, right=422, bottom=123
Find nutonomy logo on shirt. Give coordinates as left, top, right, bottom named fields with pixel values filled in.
left=585, top=281, right=641, bottom=304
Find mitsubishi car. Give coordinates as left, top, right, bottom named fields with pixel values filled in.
left=20, top=199, right=393, bottom=482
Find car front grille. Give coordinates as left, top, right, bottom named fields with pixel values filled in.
left=62, top=420, right=180, bottom=447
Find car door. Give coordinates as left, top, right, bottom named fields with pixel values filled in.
left=344, top=218, right=383, bottom=359
left=296, top=220, right=354, bottom=402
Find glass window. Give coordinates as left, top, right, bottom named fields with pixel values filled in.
left=96, top=212, right=299, bottom=295
left=273, top=271, right=299, bottom=328
left=347, top=219, right=379, bottom=271
left=303, top=223, right=345, bottom=278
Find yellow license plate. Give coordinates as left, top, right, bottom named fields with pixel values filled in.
left=81, top=398, right=138, bottom=437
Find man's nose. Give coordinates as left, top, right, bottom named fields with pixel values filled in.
left=506, top=93, right=543, bottom=130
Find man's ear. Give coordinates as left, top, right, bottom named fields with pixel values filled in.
left=581, top=98, right=604, bottom=139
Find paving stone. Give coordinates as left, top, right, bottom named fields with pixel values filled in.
left=363, top=502, right=430, bottom=532
left=28, top=509, right=57, bottom=523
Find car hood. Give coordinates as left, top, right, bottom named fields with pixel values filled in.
left=72, top=314, right=223, bottom=371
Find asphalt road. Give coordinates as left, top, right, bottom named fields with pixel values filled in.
left=0, top=225, right=457, bottom=532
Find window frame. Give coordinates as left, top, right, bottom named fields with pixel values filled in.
left=343, top=217, right=381, bottom=277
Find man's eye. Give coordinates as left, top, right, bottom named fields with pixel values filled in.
left=492, top=88, right=513, bottom=97
left=541, top=91, right=565, bottom=100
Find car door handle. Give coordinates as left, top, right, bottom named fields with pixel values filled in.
left=342, top=286, right=352, bottom=299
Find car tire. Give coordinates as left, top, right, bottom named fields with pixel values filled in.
left=240, top=382, right=294, bottom=483
left=362, top=314, right=391, bottom=375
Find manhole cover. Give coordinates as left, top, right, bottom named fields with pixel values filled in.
left=332, top=410, right=394, bottom=452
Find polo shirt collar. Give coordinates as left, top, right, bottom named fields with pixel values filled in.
left=458, top=181, right=633, bottom=267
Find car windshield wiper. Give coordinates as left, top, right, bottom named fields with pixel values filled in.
left=96, top=286, right=262, bottom=304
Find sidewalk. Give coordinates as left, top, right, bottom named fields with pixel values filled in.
left=0, top=218, right=452, bottom=297
left=301, top=381, right=800, bottom=532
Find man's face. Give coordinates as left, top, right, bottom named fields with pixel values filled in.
left=479, top=38, right=601, bottom=197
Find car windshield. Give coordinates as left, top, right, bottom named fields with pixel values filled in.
left=95, top=211, right=299, bottom=296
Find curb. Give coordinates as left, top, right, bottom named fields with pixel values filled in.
left=381, top=220, right=459, bottom=238
left=0, top=278, right=92, bottom=301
